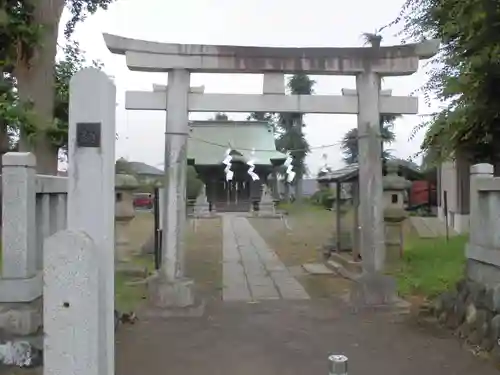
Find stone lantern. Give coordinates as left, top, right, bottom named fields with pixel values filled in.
left=115, top=173, right=139, bottom=263
left=382, top=161, right=411, bottom=266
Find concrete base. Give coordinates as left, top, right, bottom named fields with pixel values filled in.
left=251, top=213, right=282, bottom=218
left=0, top=298, right=42, bottom=336
left=329, top=253, right=362, bottom=274
left=142, top=299, right=206, bottom=318
left=147, top=273, right=195, bottom=308
left=348, top=273, right=398, bottom=310
left=302, top=263, right=334, bottom=275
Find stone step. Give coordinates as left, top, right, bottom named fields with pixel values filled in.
left=409, top=216, right=457, bottom=238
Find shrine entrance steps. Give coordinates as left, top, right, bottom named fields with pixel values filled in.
left=214, top=201, right=252, bottom=212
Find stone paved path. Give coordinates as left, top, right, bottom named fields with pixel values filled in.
left=222, top=214, right=309, bottom=301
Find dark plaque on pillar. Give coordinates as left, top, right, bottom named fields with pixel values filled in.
left=76, top=122, right=101, bottom=148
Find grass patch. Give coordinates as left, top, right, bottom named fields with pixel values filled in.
left=114, top=215, right=223, bottom=310
left=184, top=218, right=223, bottom=301
left=115, top=255, right=155, bottom=312
left=250, top=202, right=353, bottom=299
left=393, top=235, right=468, bottom=299
left=114, top=212, right=155, bottom=312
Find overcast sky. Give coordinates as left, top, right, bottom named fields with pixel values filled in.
left=63, top=0, right=440, bottom=175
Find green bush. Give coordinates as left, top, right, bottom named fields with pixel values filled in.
left=310, top=188, right=334, bottom=209
left=186, top=165, right=203, bottom=200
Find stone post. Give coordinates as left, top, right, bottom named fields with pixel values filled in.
left=270, top=170, right=280, bottom=200
left=68, top=68, right=116, bottom=375
left=355, top=71, right=385, bottom=273
left=249, top=179, right=263, bottom=213
left=469, top=163, right=494, bottom=246
left=263, top=73, right=285, bottom=94
left=147, top=68, right=195, bottom=309
left=382, top=161, right=410, bottom=266
left=351, top=180, right=361, bottom=261
left=0, top=152, right=42, bottom=338
left=259, top=184, right=276, bottom=215
left=44, top=230, right=99, bottom=375
left=1, top=153, right=37, bottom=280
left=115, top=174, right=139, bottom=262
left=194, top=184, right=210, bottom=216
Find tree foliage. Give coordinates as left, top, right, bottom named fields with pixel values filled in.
left=274, top=74, right=314, bottom=199
left=341, top=115, right=397, bottom=164
left=0, top=0, right=115, bottom=173
left=276, top=75, right=314, bottom=173
left=393, top=0, right=500, bottom=171
left=2, top=39, right=102, bottom=152
left=210, top=112, right=230, bottom=121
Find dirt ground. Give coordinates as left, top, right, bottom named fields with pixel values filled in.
left=184, top=217, right=223, bottom=301
left=115, top=214, right=223, bottom=311
left=249, top=208, right=352, bottom=299
left=116, top=298, right=497, bottom=375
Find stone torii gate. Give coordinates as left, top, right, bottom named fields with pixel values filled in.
left=103, top=33, right=438, bottom=307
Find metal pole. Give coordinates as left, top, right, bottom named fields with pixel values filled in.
left=335, top=181, right=341, bottom=253
left=153, top=187, right=160, bottom=270
left=328, top=354, right=348, bottom=375
left=443, top=190, right=449, bottom=241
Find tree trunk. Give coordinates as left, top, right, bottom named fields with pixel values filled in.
left=0, top=122, right=10, bottom=157
left=15, top=0, right=65, bottom=175
left=295, top=172, right=303, bottom=201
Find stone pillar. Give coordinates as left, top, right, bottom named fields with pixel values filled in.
left=249, top=179, right=263, bottom=213
left=1, top=153, right=37, bottom=280
left=44, top=230, right=100, bottom=375
left=162, top=68, right=190, bottom=280
left=351, top=181, right=361, bottom=261
left=469, top=164, right=494, bottom=246
left=259, top=184, right=276, bottom=215
left=349, top=71, right=398, bottom=309
left=194, top=184, right=210, bottom=216
left=271, top=170, right=280, bottom=200
left=0, top=152, right=42, bottom=338
left=382, top=161, right=410, bottom=266
left=148, top=68, right=195, bottom=309
left=356, top=71, right=385, bottom=273
left=263, top=73, right=285, bottom=94
left=115, top=174, right=139, bottom=262
left=68, top=68, right=116, bottom=375
left=455, top=150, right=471, bottom=233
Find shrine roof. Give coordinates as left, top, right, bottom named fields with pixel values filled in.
left=187, top=121, right=286, bottom=165
left=317, top=159, right=423, bottom=183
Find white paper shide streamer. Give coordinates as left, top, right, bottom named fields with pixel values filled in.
left=222, top=148, right=234, bottom=181
left=284, top=153, right=296, bottom=183
left=320, top=153, right=329, bottom=173
left=246, top=148, right=259, bottom=181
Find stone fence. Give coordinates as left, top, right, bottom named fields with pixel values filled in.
left=466, top=163, right=500, bottom=286
left=433, top=163, right=500, bottom=361
left=0, top=152, right=68, bottom=336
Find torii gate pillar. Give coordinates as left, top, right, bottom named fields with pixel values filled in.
left=147, top=69, right=197, bottom=309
